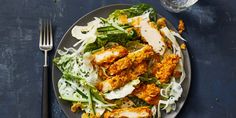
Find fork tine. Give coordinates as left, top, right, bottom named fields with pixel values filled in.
left=39, top=19, right=43, bottom=47
left=46, top=20, right=49, bottom=45
left=43, top=20, right=46, bottom=45
left=49, top=20, right=53, bottom=46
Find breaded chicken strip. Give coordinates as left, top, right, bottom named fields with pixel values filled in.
left=107, top=57, right=132, bottom=76
left=103, top=106, right=152, bottom=118
left=132, top=83, right=160, bottom=105
left=97, top=62, right=148, bottom=92
left=152, top=54, right=180, bottom=83
left=93, top=46, right=128, bottom=66
left=108, top=45, right=154, bottom=75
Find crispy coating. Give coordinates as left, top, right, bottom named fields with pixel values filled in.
left=71, top=102, right=81, bottom=113
left=93, top=46, right=128, bottom=66
left=81, top=113, right=100, bottom=118
left=119, top=97, right=135, bottom=108
left=157, top=17, right=167, bottom=28
left=178, top=19, right=185, bottom=34
left=149, top=22, right=158, bottom=29
left=150, top=54, right=161, bottom=75
left=132, top=84, right=160, bottom=105
left=180, top=43, right=186, bottom=50
left=173, top=70, right=182, bottom=79
left=107, top=57, right=132, bottom=76
left=118, top=15, right=128, bottom=24
left=153, top=54, right=180, bottom=83
left=103, top=106, right=152, bottom=118
left=97, top=62, right=148, bottom=92
left=131, top=17, right=142, bottom=27
left=108, top=45, right=154, bottom=75
left=165, top=40, right=173, bottom=49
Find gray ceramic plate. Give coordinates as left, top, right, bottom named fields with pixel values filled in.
left=52, top=4, right=191, bottom=118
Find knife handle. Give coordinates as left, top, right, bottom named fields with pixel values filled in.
left=42, top=66, right=49, bottom=118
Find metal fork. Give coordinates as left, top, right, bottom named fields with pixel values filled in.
left=39, top=20, right=53, bottom=118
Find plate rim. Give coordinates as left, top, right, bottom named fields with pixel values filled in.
left=52, top=4, right=191, bottom=118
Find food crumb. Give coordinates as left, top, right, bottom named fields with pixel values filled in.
left=118, top=15, right=128, bottom=24
left=157, top=17, right=167, bottom=28
left=71, top=102, right=81, bottom=112
left=81, top=113, right=100, bottom=118
left=173, top=70, right=182, bottom=78
left=180, top=43, right=186, bottom=50
left=131, top=17, right=142, bottom=26
left=178, top=19, right=185, bottom=34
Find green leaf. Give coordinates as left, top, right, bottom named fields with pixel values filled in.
left=84, top=27, right=138, bottom=52
left=139, top=76, right=157, bottom=84
left=128, top=96, right=150, bottom=107
left=108, top=3, right=157, bottom=22
left=84, top=42, right=101, bottom=53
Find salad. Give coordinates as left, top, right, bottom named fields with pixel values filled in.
left=54, top=4, right=186, bottom=118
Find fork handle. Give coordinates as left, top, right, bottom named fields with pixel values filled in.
left=42, top=66, right=49, bottom=118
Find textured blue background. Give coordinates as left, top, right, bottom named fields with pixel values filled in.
left=0, top=0, right=236, bottom=118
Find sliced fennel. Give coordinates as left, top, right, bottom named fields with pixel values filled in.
left=157, top=79, right=183, bottom=118
left=104, top=79, right=140, bottom=100
left=58, top=78, right=86, bottom=102
left=170, top=31, right=186, bottom=41
left=151, top=106, right=157, bottom=118
left=58, top=78, right=112, bottom=115
left=57, top=47, right=77, bottom=56
left=55, top=50, right=112, bottom=116
left=71, top=17, right=103, bottom=52
left=54, top=52, right=100, bottom=86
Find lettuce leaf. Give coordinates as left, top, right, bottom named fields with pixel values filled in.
left=108, top=3, right=157, bottom=22
left=84, top=26, right=137, bottom=53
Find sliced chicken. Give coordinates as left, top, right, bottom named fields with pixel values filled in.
left=140, top=20, right=166, bottom=55
left=93, top=46, right=128, bottom=66
left=97, top=62, right=148, bottom=93
left=108, top=45, right=154, bottom=75
left=152, top=54, right=180, bottom=83
left=132, top=83, right=160, bottom=105
left=103, top=106, right=152, bottom=118
left=107, top=57, right=132, bottom=76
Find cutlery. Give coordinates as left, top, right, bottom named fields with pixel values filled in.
left=39, top=20, right=53, bottom=118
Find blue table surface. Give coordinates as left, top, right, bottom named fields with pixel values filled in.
left=0, top=0, right=236, bottom=118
